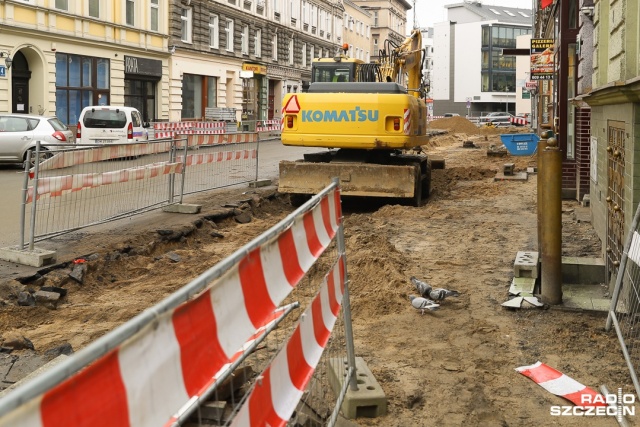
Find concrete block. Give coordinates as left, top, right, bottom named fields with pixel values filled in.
left=162, top=203, right=202, bottom=214
left=582, top=194, right=591, bottom=207
left=514, top=251, right=539, bottom=279
left=561, top=257, right=605, bottom=284
left=509, top=277, right=537, bottom=296
left=494, top=172, right=528, bottom=181
left=0, top=246, right=56, bottom=267
left=328, top=357, right=387, bottom=419
left=248, top=179, right=272, bottom=188
left=430, top=157, right=445, bottom=170
left=503, top=163, right=515, bottom=176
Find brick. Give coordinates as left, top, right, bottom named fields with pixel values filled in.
left=514, top=251, right=539, bottom=279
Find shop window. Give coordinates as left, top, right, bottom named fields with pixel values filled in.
left=55, top=53, right=110, bottom=125
left=181, top=75, right=218, bottom=120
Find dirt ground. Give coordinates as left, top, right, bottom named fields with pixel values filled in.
left=0, top=119, right=635, bottom=426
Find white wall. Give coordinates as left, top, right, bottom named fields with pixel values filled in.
left=452, top=21, right=483, bottom=103
left=515, top=34, right=532, bottom=115
left=432, top=22, right=450, bottom=100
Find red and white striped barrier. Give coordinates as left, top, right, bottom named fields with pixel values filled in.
left=180, top=133, right=257, bottom=148
left=178, top=149, right=256, bottom=167
left=26, top=162, right=183, bottom=202
left=166, top=303, right=295, bottom=424
left=403, top=109, right=411, bottom=135
left=429, top=116, right=444, bottom=120
left=516, top=361, right=605, bottom=407
left=231, top=257, right=345, bottom=427
left=0, top=187, right=342, bottom=427
left=257, top=120, right=281, bottom=132
left=510, top=117, right=530, bottom=126
left=35, top=142, right=173, bottom=172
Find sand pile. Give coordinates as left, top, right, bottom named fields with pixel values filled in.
left=429, top=116, right=480, bottom=134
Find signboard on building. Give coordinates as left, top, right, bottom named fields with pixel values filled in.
left=0, top=66, right=5, bottom=77
left=243, top=63, right=266, bottom=75
left=530, top=39, right=554, bottom=80
left=124, top=56, right=162, bottom=78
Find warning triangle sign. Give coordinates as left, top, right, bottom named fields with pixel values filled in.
left=283, top=95, right=301, bottom=113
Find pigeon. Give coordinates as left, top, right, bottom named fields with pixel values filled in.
left=409, top=295, right=440, bottom=315
left=427, top=287, right=460, bottom=302
left=410, top=276, right=431, bottom=297
left=411, top=276, right=460, bottom=302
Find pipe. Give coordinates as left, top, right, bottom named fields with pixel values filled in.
left=539, top=137, right=563, bottom=304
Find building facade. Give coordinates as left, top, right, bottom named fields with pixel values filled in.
left=431, top=2, right=532, bottom=117
left=0, top=0, right=171, bottom=127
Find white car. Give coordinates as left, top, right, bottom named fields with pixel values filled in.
left=76, top=106, right=150, bottom=145
left=0, top=114, right=74, bottom=166
left=479, top=112, right=513, bottom=126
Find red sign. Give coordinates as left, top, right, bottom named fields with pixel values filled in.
left=283, top=95, right=300, bottom=113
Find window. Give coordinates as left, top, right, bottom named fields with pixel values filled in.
left=373, top=11, right=378, bottom=26
left=344, top=13, right=348, bottom=28
left=181, top=74, right=218, bottom=119
left=181, top=8, right=192, bottom=42
left=209, top=15, right=219, bottom=48
left=150, top=0, right=159, bottom=31
left=241, top=25, right=249, bottom=55
left=55, top=53, right=110, bottom=126
left=289, top=39, right=294, bottom=65
left=255, top=28, right=262, bottom=57
left=126, top=0, right=135, bottom=25
left=55, top=0, right=68, bottom=10
left=225, top=19, right=234, bottom=51
left=373, top=37, right=378, bottom=54
left=302, top=42, right=307, bottom=67
left=89, top=0, right=100, bottom=18
left=272, top=34, right=278, bottom=60
left=310, top=45, right=314, bottom=61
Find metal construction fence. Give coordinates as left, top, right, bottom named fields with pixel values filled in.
left=0, top=182, right=357, bottom=427
left=15, top=133, right=258, bottom=248
left=606, top=202, right=640, bottom=398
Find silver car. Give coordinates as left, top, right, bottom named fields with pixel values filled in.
left=0, top=114, right=74, bottom=167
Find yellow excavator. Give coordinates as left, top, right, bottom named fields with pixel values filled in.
left=278, top=29, right=437, bottom=206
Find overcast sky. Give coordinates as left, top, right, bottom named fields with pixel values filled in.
left=408, top=0, right=535, bottom=29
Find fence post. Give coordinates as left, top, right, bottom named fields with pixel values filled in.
left=606, top=202, right=640, bottom=331
left=168, top=139, right=176, bottom=204
left=179, top=137, right=188, bottom=205
left=332, top=177, right=358, bottom=391
left=19, top=151, right=32, bottom=250
left=28, top=142, right=41, bottom=251
left=255, top=133, right=260, bottom=182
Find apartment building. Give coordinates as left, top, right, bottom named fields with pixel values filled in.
left=0, top=0, right=171, bottom=125
left=1, top=0, right=411, bottom=125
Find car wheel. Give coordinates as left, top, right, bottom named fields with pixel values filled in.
left=24, top=148, right=51, bottom=168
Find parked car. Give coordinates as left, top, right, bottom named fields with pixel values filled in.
left=443, top=113, right=460, bottom=118
left=479, top=112, right=513, bottom=126
left=0, top=113, right=74, bottom=167
left=76, top=106, right=150, bottom=145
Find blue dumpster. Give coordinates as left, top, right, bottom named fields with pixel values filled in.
left=500, top=133, right=540, bottom=156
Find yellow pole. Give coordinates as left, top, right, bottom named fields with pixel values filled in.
left=537, top=133, right=550, bottom=252
left=539, top=137, right=563, bottom=305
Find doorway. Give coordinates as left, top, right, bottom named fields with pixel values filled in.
left=10, top=51, right=31, bottom=114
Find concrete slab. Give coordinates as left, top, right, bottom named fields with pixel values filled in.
left=248, top=179, right=272, bottom=188
left=0, top=355, right=68, bottom=398
left=162, top=203, right=202, bottom=214
left=561, top=257, right=605, bottom=284
left=509, top=277, right=536, bottom=296
left=494, top=172, right=528, bottom=181
left=0, top=246, right=57, bottom=267
left=560, top=296, right=594, bottom=311
left=328, top=357, right=387, bottom=419
left=592, top=298, right=612, bottom=312
left=514, top=251, right=539, bottom=279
